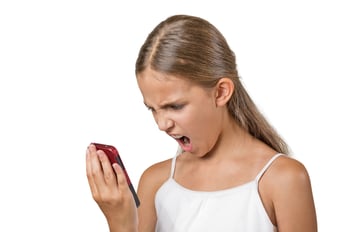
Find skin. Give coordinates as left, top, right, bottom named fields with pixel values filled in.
left=86, top=67, right=317, bottom=232
left=86, top=147, right=138, bottom=232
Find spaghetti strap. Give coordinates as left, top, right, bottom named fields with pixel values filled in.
left=169, top=147, right=182, bottom=178
left=255, top=153, right=283, bottom=182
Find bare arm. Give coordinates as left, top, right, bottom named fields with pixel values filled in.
left=263, top=156, right=317, bottom=232
left=137, top=159, right=172, bottom=232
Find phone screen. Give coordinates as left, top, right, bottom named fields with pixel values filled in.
left=92, top=143, right=140, bottom=207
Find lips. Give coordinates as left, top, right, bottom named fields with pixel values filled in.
left=171, top=134, right=193, bottom=152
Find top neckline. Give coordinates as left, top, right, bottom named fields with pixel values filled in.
left=168, top=153, right=283, bottom=194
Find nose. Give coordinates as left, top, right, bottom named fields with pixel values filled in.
left=155, top=113, right=174, bottom=132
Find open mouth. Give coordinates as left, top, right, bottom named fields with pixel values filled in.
left=172, top=135, right=192, bottom=152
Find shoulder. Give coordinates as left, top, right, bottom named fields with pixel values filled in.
left=137, top=158, right=173, bottom=196
left=261, top=154, right=313, bottom=197
left=260, top=154, right=317, bottom=230
left=267, top=154, right=311, bottom=187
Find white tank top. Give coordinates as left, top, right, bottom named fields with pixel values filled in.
left=155, top=153, right=282, bottom=232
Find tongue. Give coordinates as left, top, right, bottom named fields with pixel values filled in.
left=181, top=136, right=192, bottom=152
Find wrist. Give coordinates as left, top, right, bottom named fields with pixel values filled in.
left=107, top=219, right=138, bottom=232
left=109, top=226, right=137, bottom=232
left=110, top=228, right=137, bottom=232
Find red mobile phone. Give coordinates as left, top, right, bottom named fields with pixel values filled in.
left=92, top=143, right=140, bottom=208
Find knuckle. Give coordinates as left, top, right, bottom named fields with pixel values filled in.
left=99, top=193, right=121, bottom=205
left=91, top=192, right=100, bottom=201
left=86, top=171, right=94, bottom=180
left=104, top=171, right=115, bottom=182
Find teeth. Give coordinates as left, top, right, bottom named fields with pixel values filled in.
left=171, top=135, right=190, bottom=145
left=172, top=135, right=183, bottom=139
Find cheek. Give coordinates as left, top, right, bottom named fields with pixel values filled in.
left=179, top=104, right=218, bottom=132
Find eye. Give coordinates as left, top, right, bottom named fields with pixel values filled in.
left=169, top=104, right=184, bottom=110
left=146, top=106, right=155, bottom=112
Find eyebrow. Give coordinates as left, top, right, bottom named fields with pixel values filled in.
left=143, top=100, right=183, bottom=111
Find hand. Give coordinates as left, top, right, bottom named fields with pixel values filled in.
left=86, top=144, right=138, bottom=232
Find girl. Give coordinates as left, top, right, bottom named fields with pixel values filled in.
left=86, top=14, right=317, bottom=232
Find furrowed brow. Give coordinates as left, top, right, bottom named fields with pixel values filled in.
left=143, top=100, right=181, bottom=111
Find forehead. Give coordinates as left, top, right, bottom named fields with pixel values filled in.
left=136, top=69, right=197, bottom=105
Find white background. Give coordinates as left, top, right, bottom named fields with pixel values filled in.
left=0, top=1, right=347, bottom=231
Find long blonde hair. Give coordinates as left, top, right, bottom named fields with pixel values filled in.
left=136, top=15, right=289, bottom=155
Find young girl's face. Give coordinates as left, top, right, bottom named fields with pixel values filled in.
left=137, top=69, right=225, bottom=157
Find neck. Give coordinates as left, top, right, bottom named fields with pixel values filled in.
left=204, top=116, right=257, bottom=160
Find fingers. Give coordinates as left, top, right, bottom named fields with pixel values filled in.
left=97, top=150, right=117, bottom=184
left=86, top=143, right=137, bottom=222
left=86, top=144, right=132, bottom=206
left=113, top=163, right=129, bottom=191
left=86, top=144, right=117, bottom=200
left=86, top=144, right=100, bottom=197
left=113, top=163, right=136, bottom=207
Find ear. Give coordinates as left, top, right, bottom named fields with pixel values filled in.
left=214, top=77, right=234, bottom=107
